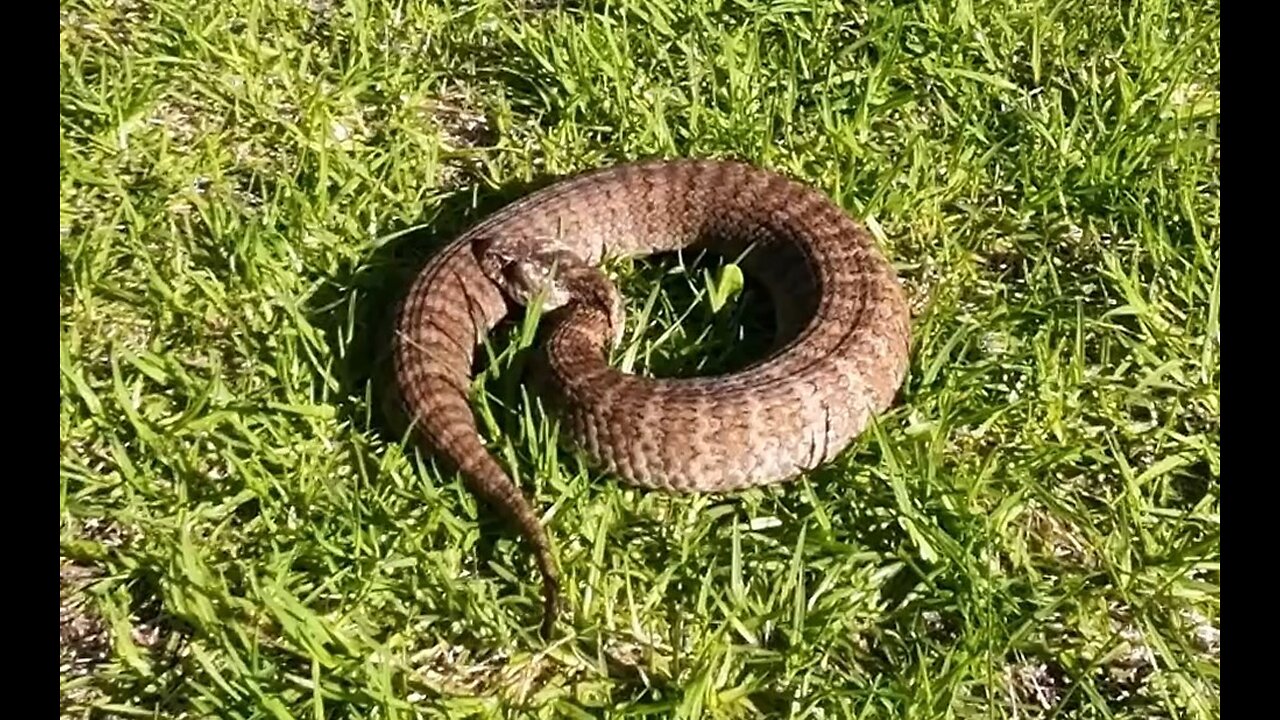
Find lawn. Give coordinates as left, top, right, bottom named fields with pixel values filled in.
left=59, top=0, right=1219, bottom=717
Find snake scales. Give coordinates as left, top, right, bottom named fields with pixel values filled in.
left=392, top=158, right=911, bottom=636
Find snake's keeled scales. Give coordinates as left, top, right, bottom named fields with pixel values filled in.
left=393, top=159, right=911, bottom=636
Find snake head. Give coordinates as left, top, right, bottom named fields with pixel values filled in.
left=474, top=235, right=625, bottom=349
left=474, top=235, right=579, bottom=311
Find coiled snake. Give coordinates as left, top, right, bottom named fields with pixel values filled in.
left=392, top=158, right=911, bottom=636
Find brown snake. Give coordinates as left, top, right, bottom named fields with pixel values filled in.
left=392, top=158, right=911, bottom=636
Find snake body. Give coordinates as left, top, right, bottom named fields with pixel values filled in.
left=393, top=159, right=911, bottom=635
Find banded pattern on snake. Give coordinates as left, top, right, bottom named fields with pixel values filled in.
left=392, top=158, right=911, bottom=636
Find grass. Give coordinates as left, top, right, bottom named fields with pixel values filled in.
left=60, top=0, right=1219, bottom=717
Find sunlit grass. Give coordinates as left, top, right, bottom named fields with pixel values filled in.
left=60, top=0, right=1218, bottom=716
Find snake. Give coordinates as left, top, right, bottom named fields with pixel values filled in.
left=392, top=158, right=912, bottom=637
